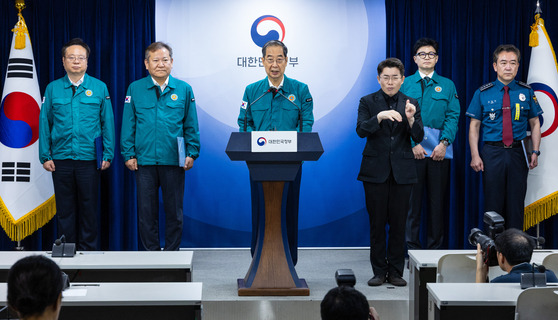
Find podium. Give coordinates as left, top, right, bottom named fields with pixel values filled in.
left=226, top=132, right=323, bottom=296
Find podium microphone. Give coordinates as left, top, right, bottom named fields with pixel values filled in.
left=52, top=234, right=76, bottom=258
left=529, top=235, right=545, bottom=249
left=276, top=90, right=303, bottom=132
left=244, top=88, right=272, bottom=132
left=54, top=234, right=66, bottom=246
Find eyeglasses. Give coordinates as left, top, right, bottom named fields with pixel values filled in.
left=380, top=75, right=402, bottom=81
left=65, top=56, right=87, bottom=62
left=265, top=58, right=285, bottom=65
left=416, top=52, right=437, bottom=59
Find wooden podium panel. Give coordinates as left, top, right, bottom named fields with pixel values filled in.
left=238, top=181, right=309, bottom=296
left=226, top=132, right=322, bottom=296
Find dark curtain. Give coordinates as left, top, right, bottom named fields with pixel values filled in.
left=386, top=0, right=558, bottom=249
left=0, top=0, right=154, bottom=250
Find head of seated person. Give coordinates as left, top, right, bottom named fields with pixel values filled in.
left=321, top=286, right=378, bottom=320
left=7, top=255, right=64, bottom=320
left=476, top=228, right=558, bottom=283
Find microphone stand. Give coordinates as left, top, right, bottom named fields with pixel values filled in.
left=244, top=89, right=272, bottom=132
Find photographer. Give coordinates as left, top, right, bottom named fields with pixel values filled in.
left=321, top=286, right=380, bottom=320
left=475, top=228, right=558, bottom=283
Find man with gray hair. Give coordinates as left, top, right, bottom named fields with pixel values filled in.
left=121, top=42, right=200, bottom=251
left=237, top=40, right=314, bottom=265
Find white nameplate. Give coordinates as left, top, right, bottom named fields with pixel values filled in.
left=251, top=131, right=297, bottom=152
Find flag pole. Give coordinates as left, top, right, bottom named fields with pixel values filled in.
left=13, top=0, right=26, bottom=252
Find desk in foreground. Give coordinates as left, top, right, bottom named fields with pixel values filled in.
left=409, top=249, right=556, bottom=320
left=0, top=282, right=202, bottom=320
left=427, top=283, right=525, bottom=320
left=408, top=250, right=472, bottom=320
left=0, top=251, right=193, bottom=282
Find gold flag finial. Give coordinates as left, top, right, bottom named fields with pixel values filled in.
left=529, top=1, right=544, bottom=49
left=12, top=0, right=28, bottom=49
left=15, top=0, right=26, bottom=11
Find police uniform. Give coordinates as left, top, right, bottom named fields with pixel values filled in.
left=466, top=79, right=542, bottom=229
left=121, top=75, right=200, bottom=250
left=39, top=73, right=115, bottom=250
left=401, top=71, right=460, bottom=249
left=237, top=75, right=314, bottom=266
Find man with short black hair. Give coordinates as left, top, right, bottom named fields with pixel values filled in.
left=321, top=286, right=379, bottom=320
left=467, top=44, right=543, bottom=230
left=401, top=38, right=460, bottom=250
left=8, top=255, right=65, bottom=320
left=39, top=38, right=115, bottom=251
left=357, top=57, right=424, bottom=286
left=476, top=228, right=558, bottom=283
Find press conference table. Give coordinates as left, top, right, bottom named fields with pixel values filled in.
left=0, top=282, right=202, bottom=320
left=408, top=249, right=557, bottom=320
left=427, top=282, right=544, bottom=320
left=0, top=250, right=193, bottom=282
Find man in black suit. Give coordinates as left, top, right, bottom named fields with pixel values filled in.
left=357, top=58, right=424, bottom=286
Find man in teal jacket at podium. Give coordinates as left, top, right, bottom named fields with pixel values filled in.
left=237, top=40, right=314, bottom=265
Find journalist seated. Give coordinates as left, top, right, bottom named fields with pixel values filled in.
left=476, top=228, right=558, bottom=283
left=7, top=255, right=64, bottom=320
left=321, top=286, right=379, bottom=320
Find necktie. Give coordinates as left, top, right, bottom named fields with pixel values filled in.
left=71, top=85, right=76, bottom=96
left=421, top=77, right=430, bottom=93
left=502, top=86, right=513, bottom=146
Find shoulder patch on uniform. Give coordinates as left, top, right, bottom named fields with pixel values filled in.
left=306, top=98, right=312, bottom=102
left=479, top=83, right=494, bottom=92
left=455, top=93, right=459, bottom=99
left=106, top=96, right=110, bottom=100
left=516, top=80, right=531, bottom=89
left=241, top=101, right=247, bottom=109
left=125, top=96, right=131, bottom=103
left=42, top=96, right=45, bottom=104
left=191, top=98, right=195, bottom=102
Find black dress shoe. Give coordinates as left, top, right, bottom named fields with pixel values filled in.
left=387, top=274, right=407, bottom=286
left=367, top=274, right=386, bottom=286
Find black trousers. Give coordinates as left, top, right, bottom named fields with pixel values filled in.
left=481, top=144, right=528, bottom=230
left=406, top=158, right=450, bottom=249
left=52, top=160, right=99, bottom=251
left=363, top=174, right=412, bottom=277
left=136, top=165, right=185, bottom=251
left=250, top=167, right=301, bottom=266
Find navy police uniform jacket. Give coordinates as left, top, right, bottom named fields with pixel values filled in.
left=466, top=79, right=543, bottom=142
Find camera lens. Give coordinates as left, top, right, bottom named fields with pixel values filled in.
left=468, top=228, right=498, bottom=266
left=468, top=228, right=483, bottom=246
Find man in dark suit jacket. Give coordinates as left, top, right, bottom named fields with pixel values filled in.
left=356, top=58, right=424, bottom=287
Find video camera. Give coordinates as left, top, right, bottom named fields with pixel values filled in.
left=335, top=269, right=356, bottom=287
left=468, top=211, right=505, bottom=266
